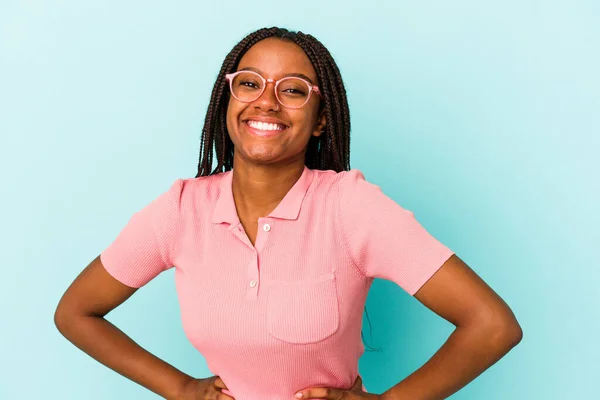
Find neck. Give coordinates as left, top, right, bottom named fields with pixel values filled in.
left=231, top=157, right=306, bottom=218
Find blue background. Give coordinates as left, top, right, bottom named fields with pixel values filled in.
left=1, top=1, right=598, bottom=398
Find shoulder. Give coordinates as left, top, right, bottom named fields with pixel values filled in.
left=310, top=168, right=381, bottom=203
left=309, top=168, right=370, bottom=194
left=179, top=171, right=228, bottom=196
left=163, top=172, right=230, bottom=209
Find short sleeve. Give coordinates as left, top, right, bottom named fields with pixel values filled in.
left=338, top=170, right=454, bottom=295
left=100, top=179, right=184, bottom=288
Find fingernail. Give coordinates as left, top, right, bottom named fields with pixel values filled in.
left=295, top=393, right=303, bottom=398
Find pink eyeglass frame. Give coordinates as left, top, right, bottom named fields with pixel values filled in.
left=225, top=70, right=321, bottom=109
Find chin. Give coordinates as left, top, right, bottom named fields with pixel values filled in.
left=243, top=146, right=282, bottom=164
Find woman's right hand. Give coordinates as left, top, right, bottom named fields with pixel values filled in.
left=177, top=376, right=234, bottom=400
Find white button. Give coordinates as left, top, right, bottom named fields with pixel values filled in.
left=263, top=223, right=271, bottom=232
left=250, top=280, right=257, bottom=288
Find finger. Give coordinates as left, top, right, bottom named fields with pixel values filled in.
left=295, top=386, right=345, bottom=399
left=210, top=388, right=235, bottom=400
left=208, top=381, right=235, bottom=400
left=214, top=391, right=235, bottom=400
left=351, top=375, right=362, bottom=391
left=213, top=376, right=228, bottom=389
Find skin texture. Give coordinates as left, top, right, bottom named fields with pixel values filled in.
left=55, top=37, right=523, bottom=400
left=54, top=256, right=200, bottom=399
left=226, top=38, right=325, bottom=168
left=225, top=37, right=326, bottom=247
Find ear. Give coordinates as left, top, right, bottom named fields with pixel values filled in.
left=312, top=108, right=326, bottom=138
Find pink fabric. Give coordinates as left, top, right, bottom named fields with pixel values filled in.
left=101, top=167, right=454, bottom=399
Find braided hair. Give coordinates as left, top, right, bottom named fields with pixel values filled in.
left=195, top=26, right=351, bottom=177
left=195, top=27, right=380, bottom=352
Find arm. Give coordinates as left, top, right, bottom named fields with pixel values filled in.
left=54, top=255, right=193, bottom=399
left=381, top=254, right=523, bottom=400
left=337, top=170, right=522, bottom=399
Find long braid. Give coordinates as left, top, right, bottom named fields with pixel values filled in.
left=194, top=27, right=379, bottom=352
left=293, top=32, right=350, bottom=172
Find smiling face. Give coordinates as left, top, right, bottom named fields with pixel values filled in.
left=226, top=38, right=326, bottom=167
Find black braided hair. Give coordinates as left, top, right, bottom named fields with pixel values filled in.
left=195, top=26, right=380, bottom=352
left=195, top=26, right=351, bottom=176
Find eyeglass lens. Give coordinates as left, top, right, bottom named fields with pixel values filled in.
left=230, top=72, right=310, bottom=108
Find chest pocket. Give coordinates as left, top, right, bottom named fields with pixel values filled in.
left=266, top=271, right=340, bottom=344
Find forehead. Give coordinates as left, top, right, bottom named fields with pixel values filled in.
left=237, top=38, right=317, bottom=82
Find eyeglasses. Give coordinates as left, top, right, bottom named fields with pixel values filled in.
left=225, top=70, right=321, bottom=109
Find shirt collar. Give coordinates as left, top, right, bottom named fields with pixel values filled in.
left=211, top=165, right=314, bottom=226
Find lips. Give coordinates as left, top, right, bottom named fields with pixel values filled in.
left=243, top=120, right=288, bottom=138
left=243, top=117, right=289, bottom=127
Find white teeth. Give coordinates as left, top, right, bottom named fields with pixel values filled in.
left=247, top=120, right=285, bottom=131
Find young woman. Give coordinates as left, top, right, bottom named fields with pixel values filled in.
left=54, top=27, right=522, bottom=400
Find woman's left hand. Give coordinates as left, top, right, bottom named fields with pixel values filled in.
left=294, top=375, right=381, bottom=399
left=294, top=388, right=380, bottom=399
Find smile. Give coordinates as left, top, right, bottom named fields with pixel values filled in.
left=244, top=120, right=288, bottom=138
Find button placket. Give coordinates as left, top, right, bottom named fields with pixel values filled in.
left=246, top=219, right=272, bottom=300
left=246, top=249, right=260, bottom=300
left=254, top=218, right=272, bottom=253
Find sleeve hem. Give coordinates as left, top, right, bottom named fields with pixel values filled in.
left=99, top=252, right=143, bottom=289
left=406, top=250, right=455, bottom=296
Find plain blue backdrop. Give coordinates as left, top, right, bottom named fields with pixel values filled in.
left=1, top=1, right=598, bottom=398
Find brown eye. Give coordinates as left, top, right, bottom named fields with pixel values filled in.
left=240, top=80, right=259, bottom=88
left=232, top=72, right=263, bottom=93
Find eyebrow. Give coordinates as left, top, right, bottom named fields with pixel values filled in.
left=239, top=67, right=317, bottom=85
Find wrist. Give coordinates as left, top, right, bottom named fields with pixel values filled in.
left=170, top=375, right=197, bottom=400
left=379, top=390, right=406, bottom=400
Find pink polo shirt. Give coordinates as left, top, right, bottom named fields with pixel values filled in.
left=100, top=166, right=454, bottom=399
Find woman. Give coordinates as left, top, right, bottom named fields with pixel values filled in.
left=54, top=27, right=523, bottom=400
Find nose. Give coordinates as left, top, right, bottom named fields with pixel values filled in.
left=254, top=80, right=280, bottom=112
